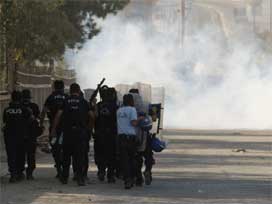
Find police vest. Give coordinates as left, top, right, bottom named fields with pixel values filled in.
left=45, top=91, right=67, bottom=123
left=96, top=101, right=117, bottom=132
left=3, top=103, right=31, bottom=137
left=62, top=96, right=89, bottom=129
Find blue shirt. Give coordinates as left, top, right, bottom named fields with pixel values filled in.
left=117, top=106, right=137, bottom=135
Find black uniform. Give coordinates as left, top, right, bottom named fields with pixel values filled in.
left=94, top=101, right=118, bottom=182
left=72, top=94, right=92, bottom=181
left=22, top=100, right=41, bottom=178
left=3, top=102, right=31, bottom=180
left=44, top=90, right=67, bottom=176
left=61, top=95, right=90, bottom=184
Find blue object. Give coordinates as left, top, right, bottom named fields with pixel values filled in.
left=138, top=116, right=153, bottom=131
left=151, top=137, right=166, bottom=152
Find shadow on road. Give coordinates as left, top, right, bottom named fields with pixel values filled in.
left=1, top=133, right=272, bottom=204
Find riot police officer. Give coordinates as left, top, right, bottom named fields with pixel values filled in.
left=51, top=83, right=94, bottom=186
left=73, top=91, right=91, bottom=183
left=21, top=89, right=42, bottom=180
left=40, top=80, right=68, bottom=178
left=94, top=86, right=118, bottom=183
left=2, top=91, right=31, bottom=183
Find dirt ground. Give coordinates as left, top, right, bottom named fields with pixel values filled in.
left=1, top=130, right=272, bottom=204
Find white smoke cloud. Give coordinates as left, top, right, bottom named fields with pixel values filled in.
left=65, top=3, right=272, bottom=129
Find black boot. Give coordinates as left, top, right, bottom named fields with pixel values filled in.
left=135, top=177, right=143, bottom=187
left=73, top=173, right=78, bottom=181
left=16, top=173, right=25, bottom=182
left=77, top=177, right=86, bottom=186
left=107, top=177, right=116, bottom=183
left=26, top=169, right=34, bottom=180
left=56, top=166, right=62, bottom=179
left=124, top=178, right=133, bottom=189
left=144, top=171, right=152, bottom=185
left=97, top=170, right=105, bottom=181
left=124, top=181, right=132, bottom=189
left=26, top=172, right=34, bottom=180
left=60, top=177, right=68, bottom=184
left=9, top=175, right=17, bottom=183
left=107, top=169, right=116, bottom=183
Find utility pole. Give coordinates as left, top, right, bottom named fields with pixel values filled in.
left=269, top=0, right=272, bottom=33
left=180, top=0, right=185, bottom=49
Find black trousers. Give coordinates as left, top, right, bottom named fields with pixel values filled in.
left=51, top=142, right=62, bottom=175
left=4, top=135, right=25, bottom=176
left=119, top=134, right=137, bottom=183
left=24, top=139, right=37, bottom=175
left=135, top=147, right=154, bottom=180
left=62, top=129, right=88, bottom=180
left=94, top=133, right=116, bottom=178
left=135, top=133, right=154, bottom=180
left=73, top=135, right=90, bottom=178
left=49, top=127, right=63, bottom=175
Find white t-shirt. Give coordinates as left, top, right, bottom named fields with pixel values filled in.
left=117, top=106, right=137, bottom=135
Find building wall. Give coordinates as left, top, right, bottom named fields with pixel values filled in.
left=245, top=0, right=272, bottom=33
left=0, top=62, right=76, bottom=158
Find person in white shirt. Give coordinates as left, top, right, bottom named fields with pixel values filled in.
left=117, top=94, right=142, bottom=189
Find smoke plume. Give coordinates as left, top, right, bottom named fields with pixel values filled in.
left=65, top=2, right=272, bottom=129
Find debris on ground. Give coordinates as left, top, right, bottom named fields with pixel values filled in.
left=232, top=148, right=246, bottom=153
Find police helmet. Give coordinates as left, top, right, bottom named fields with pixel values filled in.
left=151, top=136, right=166, bottom=152
left=22, top=89, right=31, bottom=99
left=138, top=115, right=153, bottom=131
left=70, top=83, right=81, bottom=94
left=107, top=87, right=117, bottom=102
left=129, top=88, right=139, bottom=94
left=99, top=85, right=109, bottom=101
left=54, top=80, right=64, bottom=90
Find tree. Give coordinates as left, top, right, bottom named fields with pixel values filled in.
left=0, top=0, right=129, bottom=63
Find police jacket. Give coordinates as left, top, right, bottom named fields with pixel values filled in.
left=23, top=100, right=40, bottom=119
left=95, top=101, right=118, bottom=135
left=44, top=91, right=67, bottom=125
left=23, top=100, right=42, bottom=139
left=3, top=102, right=31, bottom=140
left=61, top=94, right=90, bottom=131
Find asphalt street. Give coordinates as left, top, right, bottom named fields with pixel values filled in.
left=1, top=130, right=271, bottom=204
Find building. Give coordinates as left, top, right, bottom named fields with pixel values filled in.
left=123, top=0, right=192, bottom=46
left=250, top=0, right=272, bottom=33
left=0, top=60, right=76, bottom=156
left=232, top=0, right=272, bottom=33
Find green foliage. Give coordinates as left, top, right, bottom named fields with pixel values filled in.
left=0, top=0, right=129, bottom=63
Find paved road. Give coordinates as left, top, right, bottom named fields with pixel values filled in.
left=1, top=131, right=272, bottom=204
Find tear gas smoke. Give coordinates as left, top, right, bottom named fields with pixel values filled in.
left=65, top=2, right=272, bottom=129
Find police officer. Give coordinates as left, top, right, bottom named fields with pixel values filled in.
left=51, top=83, right=94, bottom=186
left=21, top=89, right=42, bottom=180
left=94, top=86, right=118, bottom=183
left=72, top=91, right=91, bottom=183
left=40, top=80, right=67, bottom=178
left=117, top=94, right=143, bottom=189
left=2, top=91, right=31, bottom=183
